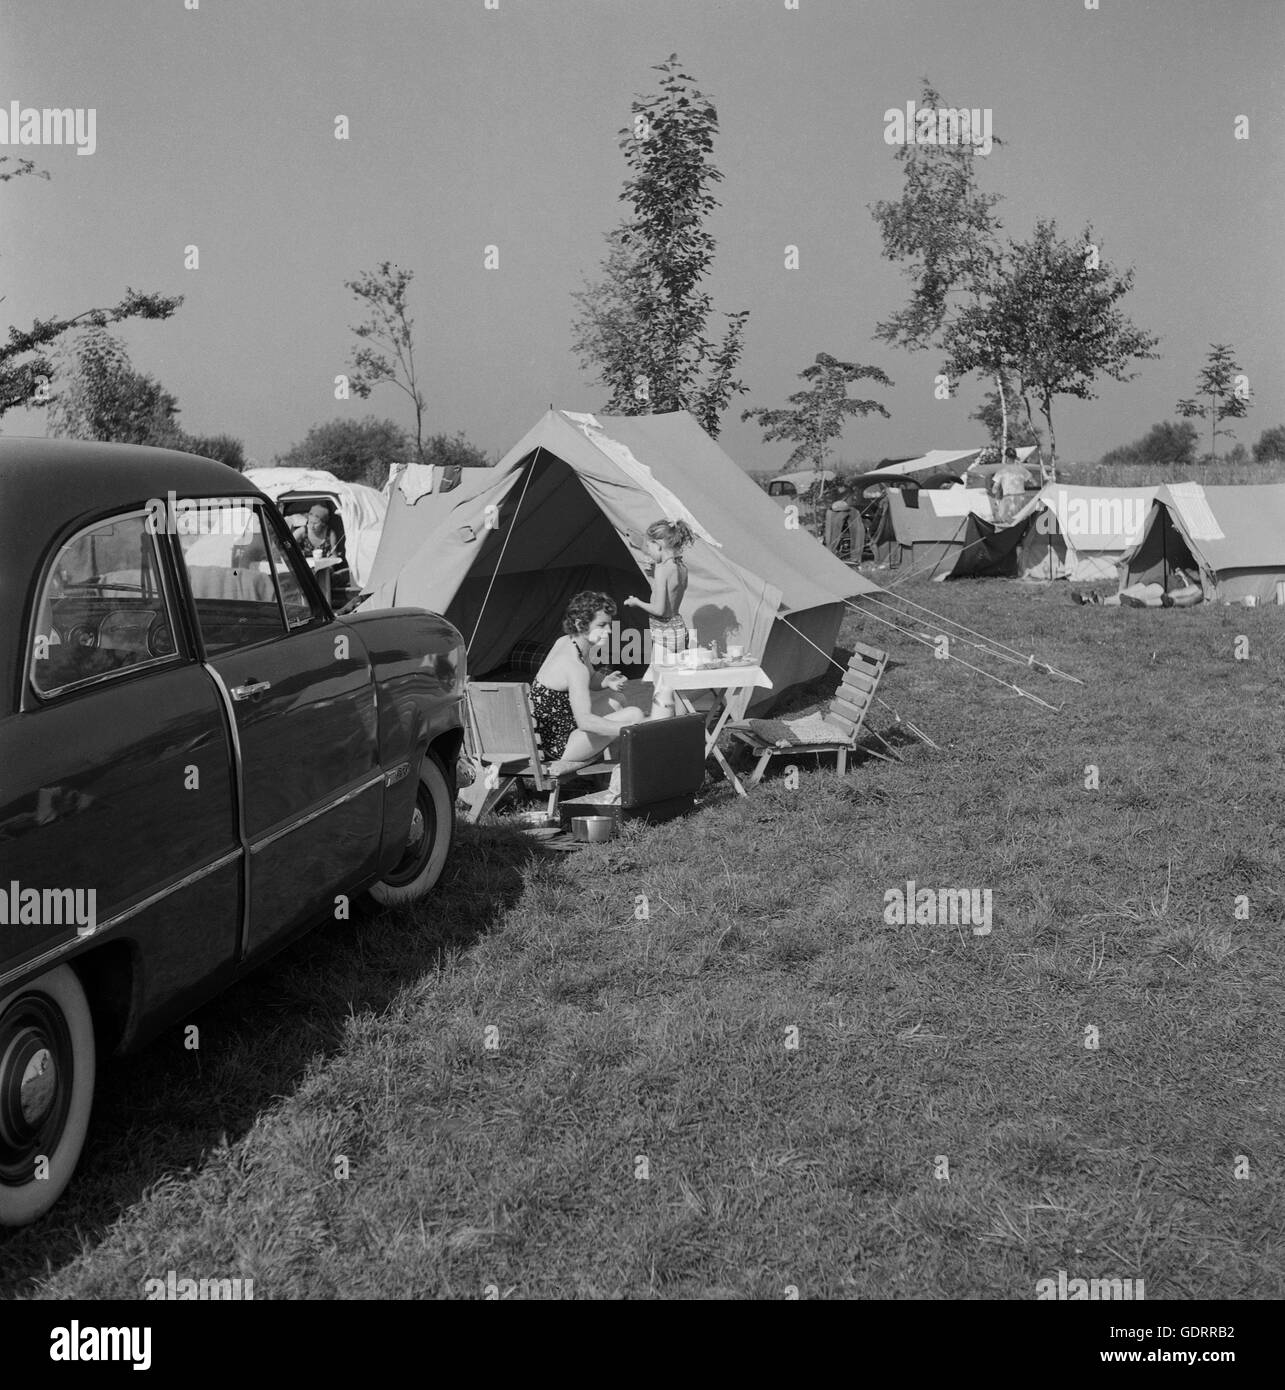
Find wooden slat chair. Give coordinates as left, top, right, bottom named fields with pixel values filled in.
left=726, top=642, right=889, bottom=786
left=457, top=682, right=614, bottom=824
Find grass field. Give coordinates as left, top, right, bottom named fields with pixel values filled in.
left=2, top=579, right=1282, bottom=1300
left=1060, top=460, right=1285, bottom=488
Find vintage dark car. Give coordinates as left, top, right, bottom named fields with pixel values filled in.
left=0, top=438, right=467, bottom=1226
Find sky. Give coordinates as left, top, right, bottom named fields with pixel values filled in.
left=2, top=0, right=1282, bottom=472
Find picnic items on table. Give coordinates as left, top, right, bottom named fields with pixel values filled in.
left=305, top=553, right=342, bottom=603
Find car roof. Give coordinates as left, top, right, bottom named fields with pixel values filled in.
left=769, top=469, right=836, bottom=486
left=0, top=437, right=264, bottom=710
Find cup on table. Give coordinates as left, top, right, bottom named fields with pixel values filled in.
left=312, top=548, right=324, bottom=559
left=726, top=645, right=744, bottom=660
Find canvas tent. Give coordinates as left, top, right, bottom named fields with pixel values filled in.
left=1118, top=482, right=1285, bottom=604
left=243, top=468, right=388, bottom=589
left=876, top=448, right=986, bottom=479
left=883, top=486, right=1029, bottom=578
left=1015, top=484, right=1158, bottom=583
left=362, top=409, right=880, bottom=715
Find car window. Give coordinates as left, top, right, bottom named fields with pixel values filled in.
left=29, top=512, right=180, bottom=698
left=262, top=513, right=321, bottom=630
left=179, top=502, right=289, bottom=654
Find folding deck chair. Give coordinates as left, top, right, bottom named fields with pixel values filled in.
left=725, top=641, right=889, bottom=786
left=457, top=682, right=614, bottom=824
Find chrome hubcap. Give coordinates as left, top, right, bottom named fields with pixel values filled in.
left=19, top=1045, right=56, bottom=1128
left=0, top=996, right=74, bottom=1182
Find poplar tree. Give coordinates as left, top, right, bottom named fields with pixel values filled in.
left=571, top=56, right=748, bottom=438
left=1177, top=344, right=1252, bottom=463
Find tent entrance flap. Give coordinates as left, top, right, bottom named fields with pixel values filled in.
left=454, top=452, right=651, bottom=676
left=1122, top=504, right=1200, bottom=591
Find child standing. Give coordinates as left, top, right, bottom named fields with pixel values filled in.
left=624, top=519, right=694, bottom=717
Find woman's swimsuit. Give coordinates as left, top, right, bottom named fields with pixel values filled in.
left=530, top=644, right=588, bottom=762
left=648, top=558, right=689, bottom=659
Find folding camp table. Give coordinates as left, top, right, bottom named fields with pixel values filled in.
left=650, top=664, right=774, bottom=797
left=305, top=554, right=342, bottom=603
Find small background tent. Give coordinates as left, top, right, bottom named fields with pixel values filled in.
left=1118, top=482, right=1285, bottom=604
left=244, top=468, right=388, bottom=589
left=1016, top=484, right=1157, bottom=582
left=363, top=410, right=880, bottom=715
left=884, top=486, right=1028, bottom=578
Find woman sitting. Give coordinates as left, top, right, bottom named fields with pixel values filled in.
left=530, top=592, right=645, bottom=774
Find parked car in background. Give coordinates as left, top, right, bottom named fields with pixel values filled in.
left=0, top=438, right=466, bottom=1226
left=764, top=469, right=837, bottom=506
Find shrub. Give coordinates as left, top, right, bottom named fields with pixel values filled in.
left=1253, top=425, right=1285, bottom=463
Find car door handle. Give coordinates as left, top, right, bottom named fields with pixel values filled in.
left=230, top=680, right=272, bottom=701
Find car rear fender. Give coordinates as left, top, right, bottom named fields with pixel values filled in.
left=339, top=608, right=466, bottom=868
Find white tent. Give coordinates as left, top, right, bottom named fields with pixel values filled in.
left=1119, top=482, right=1285, bottom=604
left=243, top=468, right=388, bottom=589
left=1016, top=484, right=1158, bottom=582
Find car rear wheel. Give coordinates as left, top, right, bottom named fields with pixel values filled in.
left=368, top=752, right=454, bottom=906
left=0, top=965, right=95, bottom=1227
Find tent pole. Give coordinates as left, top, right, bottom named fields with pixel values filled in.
left=465, top=446, right=541, bottom=657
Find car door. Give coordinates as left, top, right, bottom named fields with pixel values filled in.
left=3, top=508, right=240, bottom=982
left=176, top=498, right=383, bottom=963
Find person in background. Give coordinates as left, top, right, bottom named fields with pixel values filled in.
left=291, top=500, right=342, bottom=556
left=291, top=500, right=349, bottom=594
left=825, top=483, right=856, bottom=555
left=990, top=448, right=1032, bottom=525
left=845, top=490, right=867, bottom=564
left=530, top=592, right=643, bottom=773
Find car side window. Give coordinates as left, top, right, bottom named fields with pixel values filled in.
left=29, top=512, right=180, bottom=698
left=178, top=502, right=289, bottom=654
left=262, top=514, right=321, bottom=630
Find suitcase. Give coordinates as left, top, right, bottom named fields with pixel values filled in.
left=558, top=713, right=706, bottom=831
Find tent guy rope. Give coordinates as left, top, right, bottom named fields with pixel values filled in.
left=848, top=601, right=1062, bottom=712
left=857, top=593, right=1084, bottom=685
